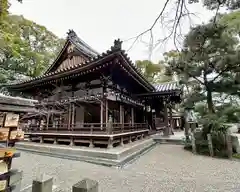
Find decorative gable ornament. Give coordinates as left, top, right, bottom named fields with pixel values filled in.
left=67, top=44, right=75, bottom=59
left=67, top=44, right=75, bottom=54
left=111, top=39, right=122, bottom=51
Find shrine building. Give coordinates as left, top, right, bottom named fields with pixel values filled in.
left=6, top=30, right=182, bottom=148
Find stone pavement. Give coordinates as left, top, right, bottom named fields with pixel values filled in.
left=13, top=145, right=240, bottom=192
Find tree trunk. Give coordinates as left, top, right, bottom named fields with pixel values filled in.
left=206, top=89, right=214, bottom=113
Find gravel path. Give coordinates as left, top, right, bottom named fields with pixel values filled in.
left=12, top=145, right=240, bottom=192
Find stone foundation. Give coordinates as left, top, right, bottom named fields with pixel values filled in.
left=16, top=138, right=155, bottom=167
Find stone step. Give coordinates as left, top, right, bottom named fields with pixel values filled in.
left=154, top=138, right=184, bottom=145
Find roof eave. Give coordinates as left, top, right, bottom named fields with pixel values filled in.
left=44, top=40, right=71, bottom=74
left=7, top=51, right=117, bottom=90
left=119, top=52, right=155, bottom=92
left=134, top=89, right=182, bottom=97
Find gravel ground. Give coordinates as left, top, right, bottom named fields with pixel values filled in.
left=12, top=145, right=240, bottom=192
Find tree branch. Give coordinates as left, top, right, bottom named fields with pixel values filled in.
left=125, top=0, right=171, bottom=52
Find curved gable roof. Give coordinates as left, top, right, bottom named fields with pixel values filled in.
left=45, top=30, right=99, bottom=74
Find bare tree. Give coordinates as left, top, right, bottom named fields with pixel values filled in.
left=123, top=0, right=236, bottom=59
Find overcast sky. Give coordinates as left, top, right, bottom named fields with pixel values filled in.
left=9, top=0, right=214, bottom=62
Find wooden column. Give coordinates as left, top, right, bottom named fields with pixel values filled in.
left=131, top=107, right=134, bottom=126
left=169, top=107, right=173, bottom=135
left=71, top=103, right=75, bottom=128
left=46, top=113, right=50, bottom=130
left=100, top=101, right=104, bottom=129
left=120, top=104, right=123, bottom=124
left=68, top=103, right=72, bottom=130
left=105, top=99, right=109, bottom=123
left=163, top=101, right=169, bottom=136
left=120, top=104, right=124, bottom=131
left=71, top=86, right=75, bottom=128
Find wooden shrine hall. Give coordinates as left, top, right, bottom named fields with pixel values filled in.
left=7, top=30, right=182, bottom=148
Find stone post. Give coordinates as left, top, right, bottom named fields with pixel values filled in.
left=207, top=134, right=214, bottom=157
left=226, top=134, right=233, bottom=159
left=184, top=122, right=190, bottom=142
left=72, top=178, right=99, bottom=192
left=190, top=132, right=196, bottom=154
left=231, top=135, right=240, bottom=153
left=32, top=174, right=53, bottom=192
left=9, top=171, right=23, bottom=192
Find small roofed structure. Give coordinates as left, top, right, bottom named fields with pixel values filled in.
left=0, top=94, right=37, bottom=113
left=6, top=30, right=182, bottom=148
left=0, top=94, right=37, bottom=143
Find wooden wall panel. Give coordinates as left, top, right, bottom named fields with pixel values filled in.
left=56, top=56, right=88, bottom=71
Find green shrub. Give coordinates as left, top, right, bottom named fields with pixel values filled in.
left=184, top=144, right=192, bottom=151
left=233, top=153, right=240, bottom=159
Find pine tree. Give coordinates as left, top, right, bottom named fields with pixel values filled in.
left=168, top=21, right=240, bottom=114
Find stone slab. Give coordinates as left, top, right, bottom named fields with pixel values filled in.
left=152, top=132, right=185, bottom=145
left=15, top=139, right=156, bottom=167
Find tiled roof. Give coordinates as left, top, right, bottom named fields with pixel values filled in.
left=0, top=94, right=37, bottom=106
left=153, top=81, right=180, bottom=92
left=7, top=39, right=155, bottom=92
left=8, top=50, right=114, bottom=87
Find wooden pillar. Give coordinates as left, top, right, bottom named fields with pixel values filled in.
left=100, top=101, right=104, bottom=129
left=68, top=103, right=72, bottom=130
left=163, top=101, right=169, bottom=136
left=120, top=104, right=124, bottom=132
left=46, top=113, right=50, bottom=130
left=120, top=104, right=125, bottom=128
left=131, top=107, right=134, bottom=126
left=71, top=103, right=75, bottom=128
left=71, top=86, right=75, bottom=129
left=169, top=107, right=173, bottom=135
left=59, top=115, right=62, bottom=129
left=105, top=99, right=109, bottom=124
